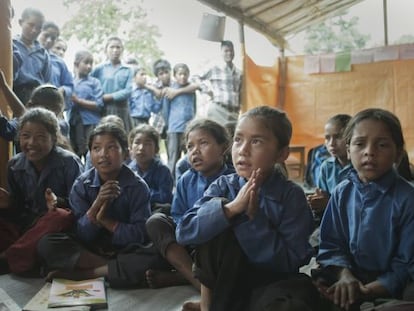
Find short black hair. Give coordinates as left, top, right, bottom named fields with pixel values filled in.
left=88, top=122, right=129, bottom=155
left=153, top=59, right=171, bottom=76
left=129, top=124, right=160, bottom=153
left=221, top=40, right=234, bottom=50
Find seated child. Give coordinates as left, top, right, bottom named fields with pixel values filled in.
left=176, top=106, right=316, bottom=311
left=0, top=107, right=83, bottom=275
left=314, top=108, right=414, bottom=310
left=128, top=124, right=173, bottom=214
left=37, top=122, right=152, bottom=287
left=145, top=118, right=234, bottom=290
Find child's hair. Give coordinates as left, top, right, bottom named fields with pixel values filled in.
left=88, top=122, right=129, bottom=155
left=27, top=84, right=64, bottom=116
left=74, top=50, right=93, bottom=65
left=153, top=59, right=171, bottom=76
left=239, top=106, right=292, bottom=149
left=133, top=66, right=144, bottom=76
left=221, top=40, right=234, bottom=50
left=105, top=36, right=123, bottom=50
left=41, top=21, right=59, bottom=34
left=129, top=124, right=160, bottom=153
left=99, top=114, right=124, bottom=129
left=185, top=118, right=230, bottom=150
left=343, top=108, right=405, bottom=151
left=21, top=7, right=44, bottom=21
left=173, top=63, right=189, bottom=76
left=224, top=120, right=237, bottom=139
left=18, top=107, right=59, bottom=142
left=326, top=114, right=352, bottom=130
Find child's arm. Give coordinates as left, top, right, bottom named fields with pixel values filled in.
left=0, top=70, right=26, bottom=117
left=163, top=83, right=200, bottom=100
left=307, top=188, right=329, bottom=215
left=0, top=187, right=10, bottom=209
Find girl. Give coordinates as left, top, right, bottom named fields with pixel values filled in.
left=0, top=107, right=83, bottom=275
left=315, top=108, right=414, bottom=310
left=176, top=106, right=316, bottom=311
left=37, top=122, right=152, bottom=287
left=128, top=124, right=173, bottom=213
left=307, top=114, right=352, bottom=222
left=70, top=50, right=104, bottom=158
left=145, top=118, right=234, bottom=290
left=91, top=36, right=134, bottom=133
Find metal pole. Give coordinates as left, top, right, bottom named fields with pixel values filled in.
left=383, top=0, right=388, bottom=46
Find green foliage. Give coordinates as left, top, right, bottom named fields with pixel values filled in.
left=394, top=34, right=414, bottom=45
left=61, top=0, right=163, bottom=74
left=304, top=11, right=370, bottom=55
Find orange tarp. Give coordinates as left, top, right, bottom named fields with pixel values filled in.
left=244, top=53, right=414, bottom=164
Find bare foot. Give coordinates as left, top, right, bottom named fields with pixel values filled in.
left=145, top=269, right=189, bottom=289
left=182, top=301, right=201, bottom=311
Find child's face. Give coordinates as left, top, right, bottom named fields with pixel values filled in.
left=19, top=121, right=54, bottom=170
left=77, top=57, right=93, bottom=77
left=134, top=70, right=147, bottom=87
left=38, top=27, right=59, bottom=51
left=324, top=121, right=347, bottom=162
left=174, top=68, right=189, bottom=86
left=186, top=129, right=226, bottom=177
left=347, top=119, right=399, bottom=183
left=232, top=117, right=285, bottom=179
left=106, top=40, right=123, bottom=63
left=19, top=15, right=44, bottom=43
left=52, top=40, right=67, bottom=58
left=130, top=133, right=157, bottom=168
left=90, top=134, right=126, bottom=181
left=157, top=69, right=171, bottom=86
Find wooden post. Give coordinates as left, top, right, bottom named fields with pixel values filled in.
left=238, top=20, right=247, bottom=113
left=0, top=0, right=13, bottom=187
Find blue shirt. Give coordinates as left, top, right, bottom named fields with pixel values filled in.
left=0, top=117, right=18, bottom=141
left=317, top=169, right=414, bottom=297
left=172, top=164, right=234, bottom=225
left=70, top=165, right=151, bottom=248
left=90, top=62, right=133, bottom=102
left=129, top=86, right=161, bottom=119
left=49, top=53, right=74, bottom=109
left=176, top=170, right=315, bottom=273
left=71, top=76, right=104, bottom=125
left=12, top=37, right=51, bottom=87
left=175, top=154, right=191, bottom=184
left=165, top=82, right=196, bottom=133
left=317, top=157, right=353, bottom=195
left=128, top=157, right=173, bottom=205
left=7, top=146, right=83, bottom=226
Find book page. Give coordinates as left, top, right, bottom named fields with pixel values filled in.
left=0, top=288, right=20, bottom=311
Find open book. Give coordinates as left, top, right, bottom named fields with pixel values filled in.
left=48, top=277, right=107, bottom=310
left=0, top=288, right=20, bottom=311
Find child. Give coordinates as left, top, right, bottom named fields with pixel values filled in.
left=176, top=106, right=316, bottom=311
left=164, top=63, right=197, bottom=175
left=145, top=118, right=234, bottom=290
left=0, top=107, right=83, bottom=275
left=37, top=122, right=152, bottom=286
left=13, top=7, right=51, bottom=105
left=51, top=38, right=68, bottom=58
left=70, top=50, right=104, bottom=158
left=307, top=114, right=352, bottom=225
left=91, top=36, right=134, bottom=133
left=129, top=67, right=161, bottom=127
left=128, top=124, right=173, bottom=213
left=314, top=108, right=414, bottom=310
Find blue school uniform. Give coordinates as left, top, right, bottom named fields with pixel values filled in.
left=70, top=165, right=151, bottom=247
left=165, top=82, right=196, bottom=134
left=129, top=86, right=161, bottom=120
left=0, top=117, right=18, bottom=141
left=12, top=37, right=51, bottom=88
left=317, top=168, right=414, bottom=297
left=128, top=157, right=173, bottom=205
left=7, top=146, right=83, bottom=227
left=317, top=157, right=353, bottom=195
left=172, top=164, right=234, bottom=226
left=49, top=53, right=74, bottom=109
left=71, top=76, right=104, bottom=125
left=176, top=170, right=314, bottom=272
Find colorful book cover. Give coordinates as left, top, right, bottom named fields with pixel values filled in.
left=48, top=278, right=107, bottom=310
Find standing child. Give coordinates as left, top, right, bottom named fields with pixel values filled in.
left=164, top=63, right=196, bottom=175
left=176, top=106, right=316, bottom=311
left=307, top=114, right=352, bottom=226
left=13, top=7, right=51, bottom=105
left=0, top=107, right=83, bottom=275
left=128, top=124, right=173, bottom=213
left=314, top=108, right=414, bottom=310
left=37, top=122, right=152, bottom=287
left=70, top=50, right=104, bottom=158
left=145, top=118, right=234, bottom=290
left=91, top=36, right=134, bottom=133
left=129, top=67, right=161, bottom=127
